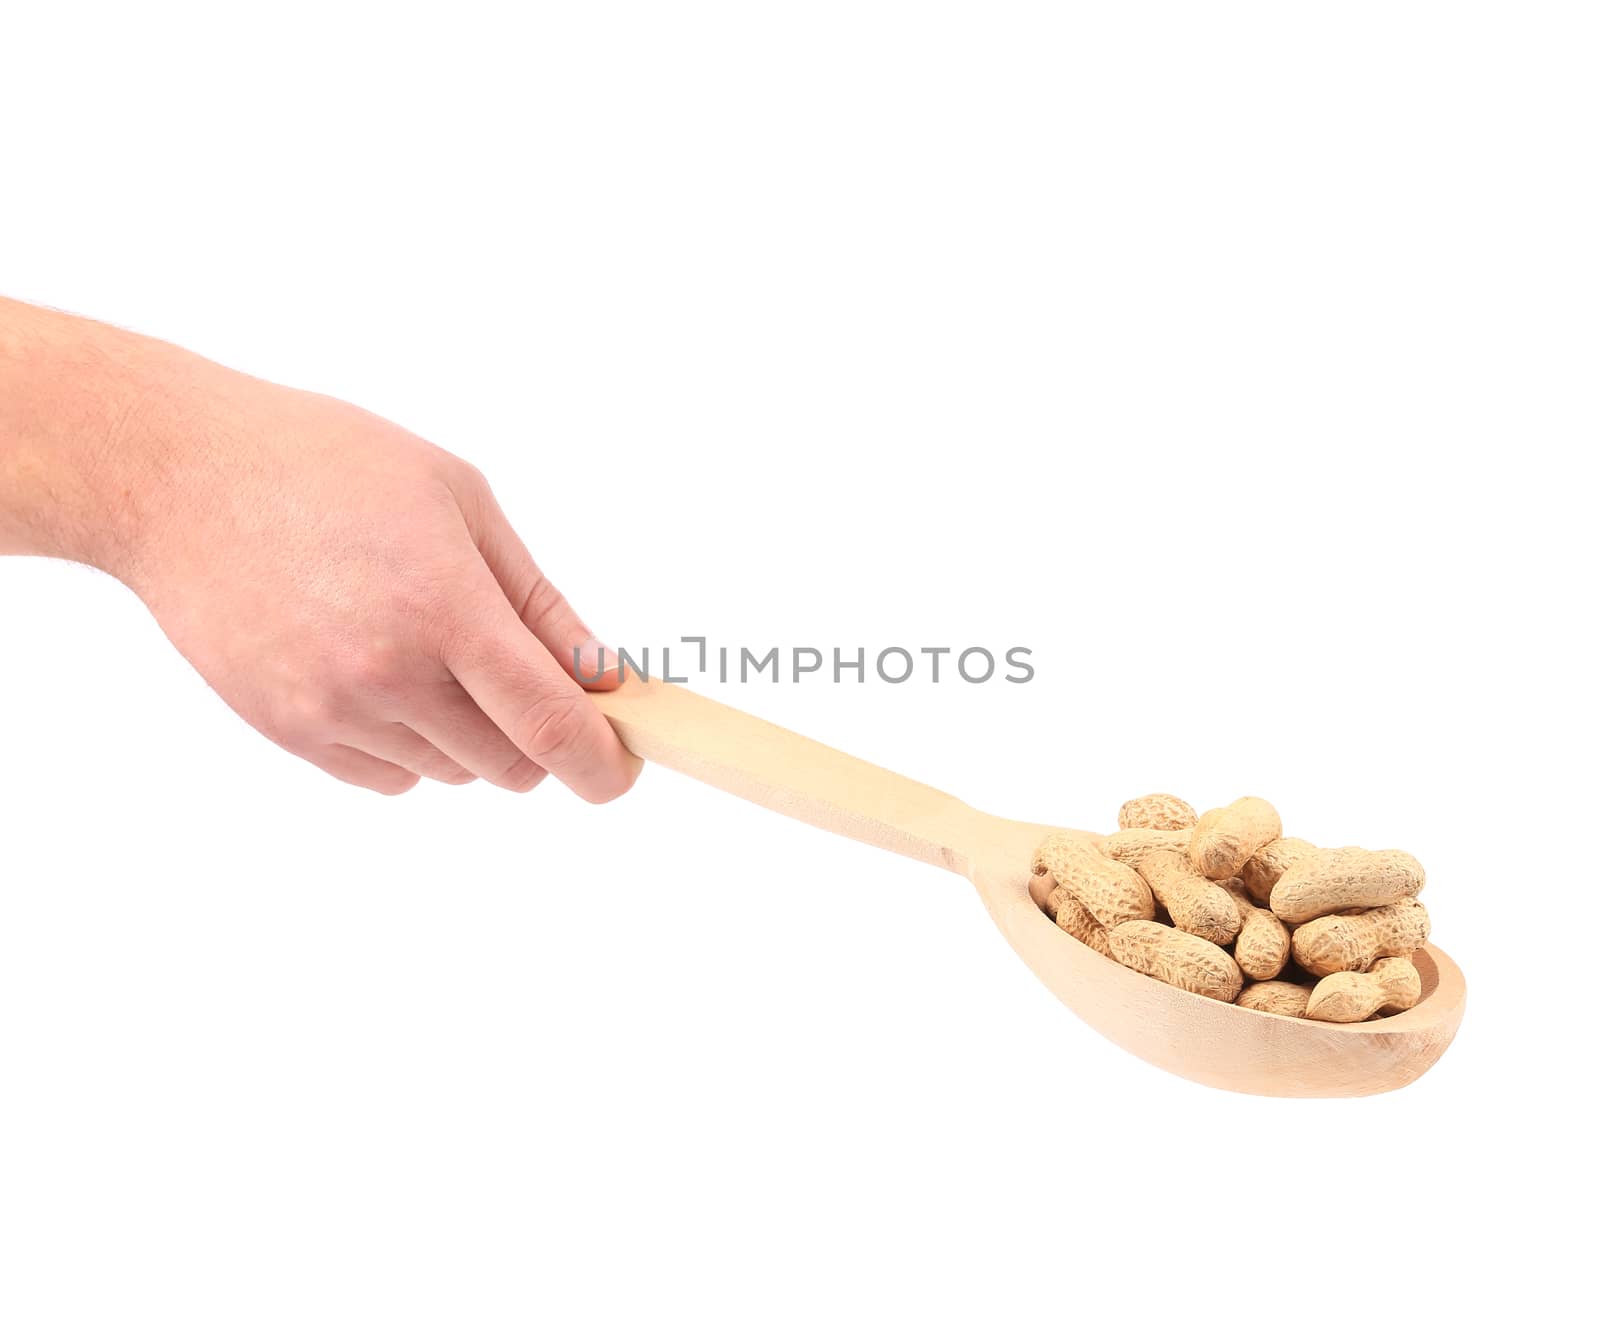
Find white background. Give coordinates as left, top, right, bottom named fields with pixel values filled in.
left=3, top=3, right=1596, bottom=1316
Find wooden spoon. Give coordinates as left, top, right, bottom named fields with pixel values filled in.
left=590, top=680, right=1466, bottom=1097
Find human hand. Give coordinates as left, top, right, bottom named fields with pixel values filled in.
left=0, top=300, right=641, bottom=799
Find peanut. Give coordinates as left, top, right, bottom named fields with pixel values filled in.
left=1220, top=878, right=1291, bottom=980
left=1269, top=847, right=1426, bottom=924
left=1032, top=833, right=1155, bottom=929
left=1030, top=796, right=1439, bottom=1024
left=1189, top=797, right=1282, bottom=881
left=1099, top=827, right=1193, bottom=872
left=1238, top=836, right=1317, bottom=906
left=1135, top=851, right=1241, bottom=946
left=1107, top=921, right=1243, bottom=1002
left=1045, top=886, right=1112, bottom=957
left=1235, top=981, right=1312, bottom=1018
left=1305, top=957, right=1422, bottom=1023
left=1290, top=898, right=1430, bottom=976
left=1117, top=793, right=1198, bottom=832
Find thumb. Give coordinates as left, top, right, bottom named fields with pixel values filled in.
left=445, top=579, right=642, bottom=803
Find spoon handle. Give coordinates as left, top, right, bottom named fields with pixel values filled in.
left=589, top=679, right=978, bottom=874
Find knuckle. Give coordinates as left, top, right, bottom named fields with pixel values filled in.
left=454, top=459, right=490, bottom=492
left=511, top=695, right=587, bottom=765
left=518, top=573, right=564, bottom=629
left=275, top=690, right=344, bottom=745
left=347, top=635, right=417, bottom=701
left=431, top=761, right=477, bottom=787
left=371, top=771, right=421, bottom=797
left=445, top=457, right=494, bottom=507
left=497, top=756, right=547, bottom=793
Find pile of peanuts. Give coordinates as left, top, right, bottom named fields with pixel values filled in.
left=1030, top=794, right=1431, bottom=1022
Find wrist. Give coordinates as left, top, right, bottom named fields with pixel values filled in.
left=0, top=299, right=188, bottom=581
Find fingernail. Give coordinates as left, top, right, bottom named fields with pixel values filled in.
left=573, top=635, right=615, bottom=685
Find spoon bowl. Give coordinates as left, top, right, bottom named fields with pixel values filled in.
left=591, top=680, right=1466, bottom=1097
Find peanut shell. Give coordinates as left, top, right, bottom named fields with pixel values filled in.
left=1270, top=847, right=1425, bottom=924
left=1290, top=898, right=1430, bottom=976
left=1189, top=797, right=1282, bottom=881
left=1032, top=833, right=1155, bottom=929
left=1107, top=921, right=1243, bottom=1003
left=1305, top=957, right=1421, bottom=1022
left=1136, top=851, right=1241, bottom=946
left=1117, top=793, right=1198, bottom=832
left=1220, top=878, right=1291, bottom=980
left=1236, top=981, right=1312, bottom=1018
left=1239, top=837, right=1318, bottom=906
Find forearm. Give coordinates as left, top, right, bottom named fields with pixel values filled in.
left=0, top=298, right=182, bottom=576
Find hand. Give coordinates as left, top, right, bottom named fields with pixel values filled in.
left=0, top=299, right=642, bottom=800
